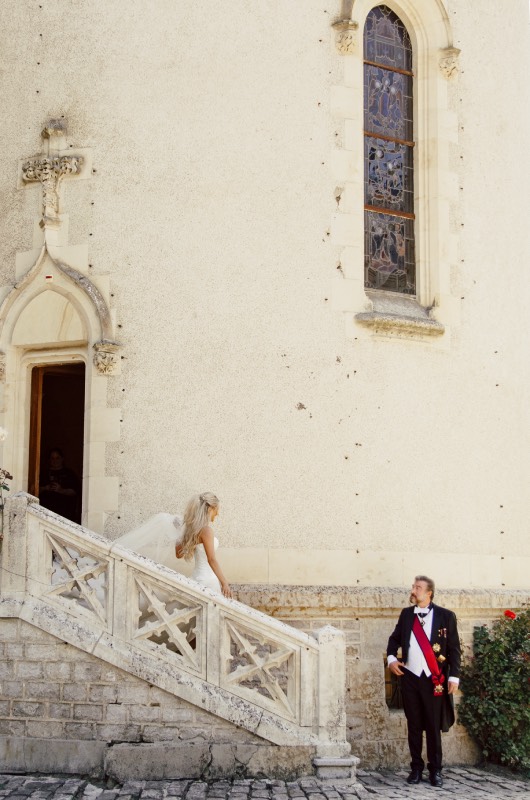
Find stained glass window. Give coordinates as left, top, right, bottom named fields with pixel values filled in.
left=364, top=6, right=415, bottom=295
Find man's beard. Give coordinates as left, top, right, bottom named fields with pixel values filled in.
left=409, top=593, right=417, bottom=604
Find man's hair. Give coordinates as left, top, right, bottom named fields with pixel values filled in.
left=415, top=575, right=435, bottom=599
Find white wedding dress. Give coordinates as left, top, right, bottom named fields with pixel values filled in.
left=189, top=538, right=221, bottom=593
left=114, top=512, right=221, bottom=593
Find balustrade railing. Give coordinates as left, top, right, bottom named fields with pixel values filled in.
left=0, top=493, right=353, bottom=767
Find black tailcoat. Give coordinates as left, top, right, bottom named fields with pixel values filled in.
left=387, top=603, right=461, bottom=731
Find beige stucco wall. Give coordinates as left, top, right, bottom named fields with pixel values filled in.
left=0, top=0, right=529, bottom=588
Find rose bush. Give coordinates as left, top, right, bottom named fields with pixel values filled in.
left=458, top=608, right=530, bottom=775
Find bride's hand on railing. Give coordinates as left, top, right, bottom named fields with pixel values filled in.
left=221, top=582, right=232, bottom=599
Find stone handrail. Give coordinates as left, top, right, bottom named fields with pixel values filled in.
left=0, top=493, right=352, bottom=765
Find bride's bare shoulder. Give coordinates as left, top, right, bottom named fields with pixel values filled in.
left=198, top=525, right=214, bottom=543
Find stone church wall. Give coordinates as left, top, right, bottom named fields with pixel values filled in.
left=0, top=0, right=528, bottom=591
left=0, top=0, right=529, bottom=776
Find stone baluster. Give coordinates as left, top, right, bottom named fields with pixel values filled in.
left=1, top=492, right=35, bottom=602
left=313, top=625, right=359, bottom=782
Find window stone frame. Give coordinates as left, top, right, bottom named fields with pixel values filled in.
left=330, top=0, right=460, bottom=341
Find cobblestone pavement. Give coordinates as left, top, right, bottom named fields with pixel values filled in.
left=0, top=768, right=528, bottom=800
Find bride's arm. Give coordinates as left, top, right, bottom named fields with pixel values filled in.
left=199, top=527, right=232, bottom=598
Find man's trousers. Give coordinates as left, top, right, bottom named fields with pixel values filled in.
left=401, top=669, right=443, bottom=772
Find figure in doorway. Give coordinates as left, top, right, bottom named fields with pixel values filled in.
left=39, top=448, right=80, bottom=523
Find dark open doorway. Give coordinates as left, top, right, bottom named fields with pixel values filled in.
left=28, top=362, right=85, bottom=524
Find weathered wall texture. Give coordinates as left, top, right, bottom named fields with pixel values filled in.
left=0, top=1, right=529, bottom=588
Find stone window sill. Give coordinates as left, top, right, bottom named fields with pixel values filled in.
left=355, top=291, right=445, bottom=337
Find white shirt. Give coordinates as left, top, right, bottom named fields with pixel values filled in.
left=387, top=606, right=459, bottom=685
left=406, top=606, right=434, bottom=677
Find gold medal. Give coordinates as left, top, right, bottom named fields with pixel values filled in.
left=432, top=643, right=441, bottom=653
left=437, top=654, right=446, bottom=663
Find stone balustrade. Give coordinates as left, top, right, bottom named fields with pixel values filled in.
left=0, top=493, right=357, bottom=781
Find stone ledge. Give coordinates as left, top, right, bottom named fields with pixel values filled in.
left=0, top=736, right=105, bottom=777
left=106, top=742, right=316, bottom=782
left=313, top=755, right=360, bottom=783
left=231, top=586, right=530, bottom=616
left=0, top=737, right=317, bottom=781
left=355, top=311, right=445, bottom=336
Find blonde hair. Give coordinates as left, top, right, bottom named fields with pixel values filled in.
left=179, top=492, right=219, bottom=560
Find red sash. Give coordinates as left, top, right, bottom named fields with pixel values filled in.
left=412, top=616, right=445, bottom=696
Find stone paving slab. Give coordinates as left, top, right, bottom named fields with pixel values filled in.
left=0, top=769, right=528, bottom=800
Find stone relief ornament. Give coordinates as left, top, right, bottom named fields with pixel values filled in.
left=93, top=340, right=121, bottom=375
left=22, top=155, right=84, bottom=226
left=439, top=47, right=461, bottom=79
left=332, top=19, right=359, bottom=55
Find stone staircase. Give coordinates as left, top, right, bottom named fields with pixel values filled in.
left=0, top=494, right=357, bottom=781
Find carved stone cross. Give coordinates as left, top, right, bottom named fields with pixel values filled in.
left=21, top=120, right=84, bottom=228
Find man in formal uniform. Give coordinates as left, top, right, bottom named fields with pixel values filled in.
left=387, top=576, right=461, bottom=788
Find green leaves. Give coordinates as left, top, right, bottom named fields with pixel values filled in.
left=458, top=609, right=530, bottom=776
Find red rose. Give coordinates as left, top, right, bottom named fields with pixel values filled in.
left=504, top=609, right=516, bottom=619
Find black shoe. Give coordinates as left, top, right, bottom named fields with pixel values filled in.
left=429, top=770, right=443, bottom=788
left=406, top=769, right=422, bottom=784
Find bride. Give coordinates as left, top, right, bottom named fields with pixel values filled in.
left=114, top=491, right=232, bottom=598
left=175, top=492, right=232, bottom=598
